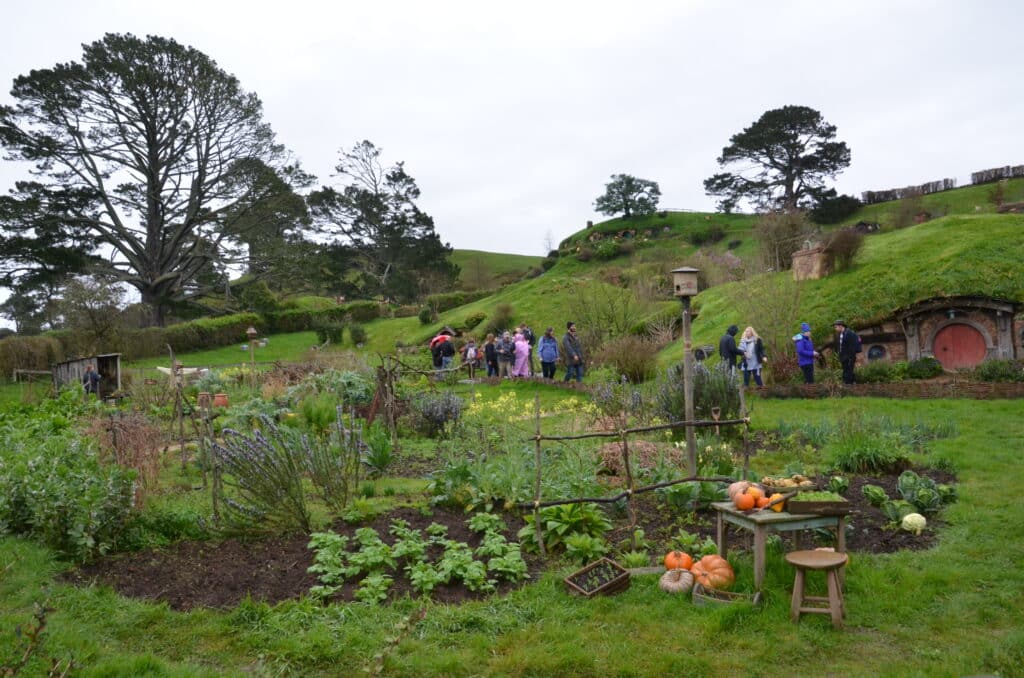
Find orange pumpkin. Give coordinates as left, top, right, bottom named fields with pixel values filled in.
left=734, top=493, right=755, bottom=511
left=663, top=550, right=693, bottom=571
left=691, top=554, right=735, bottom=590
left=755, top=496, right=771, bottom=509
left=745, top=486, right=764, bottom=501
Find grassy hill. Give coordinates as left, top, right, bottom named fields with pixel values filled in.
left=449, top=249, right=544, bottom=290
left=124, top=180, right=1024, bottom=370
left=840, top=177, right=1024, bottom=229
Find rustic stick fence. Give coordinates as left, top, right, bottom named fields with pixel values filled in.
left=518, top=386, right=750, bottom=553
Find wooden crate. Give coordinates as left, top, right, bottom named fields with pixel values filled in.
left=564, top=558, right=631, bottom=598
left=787, top=499, right=850, bottom=516
left=692, top=583, right=763, bottom=607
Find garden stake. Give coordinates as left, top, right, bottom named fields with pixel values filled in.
left=533, top=395, right=546, bottom=557
left=620, top=431, right=639, bottom=550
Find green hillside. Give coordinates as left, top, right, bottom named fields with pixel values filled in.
left=841, top=177, right=1024, bottom=229
left=449, top=249, right=544, bottom=290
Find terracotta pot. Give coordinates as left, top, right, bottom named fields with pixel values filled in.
left=213, top=393, right=229, bottom=408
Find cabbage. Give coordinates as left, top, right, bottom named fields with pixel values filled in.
left=901, top=513, right=927, bottom=535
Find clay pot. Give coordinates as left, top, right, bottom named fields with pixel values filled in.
left=213, top=393, right=229, bottom=408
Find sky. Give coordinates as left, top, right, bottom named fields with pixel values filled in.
left=1, top=0, right=1023, bottom=258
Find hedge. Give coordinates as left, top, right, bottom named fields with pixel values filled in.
left=425, top=289, right=494, bottom=313
left=0, top=335, right=65, bottom=378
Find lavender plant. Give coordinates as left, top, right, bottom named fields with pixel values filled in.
left=212, top=419, right=312, bottom=532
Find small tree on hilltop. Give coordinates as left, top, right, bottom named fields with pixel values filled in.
left=594, top=174, right=661, bottom=219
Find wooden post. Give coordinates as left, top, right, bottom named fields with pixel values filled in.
left=620, top=431, right=639, bottom=551
left=738, top=378, right=750, bottom=477
left=533, top=394, right=546, bottom=558
left=682, top=296, right=697, bottom=476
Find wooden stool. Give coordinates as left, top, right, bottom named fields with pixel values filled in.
left=785, top=550, right=848, bottom=629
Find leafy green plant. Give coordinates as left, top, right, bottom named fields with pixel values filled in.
left=487, top=549, right=529, bottom=582
left=467, top=513, right=507, bottom=534
left=474, top=531, right=512, bottom=559
left=618, top=551, right=650, bottom=568
left=937, top=484, right=959, bottom=504
left=827, top=415, right=911, bottom=473
left=974, top=359, right=1024, bottom=382
left=517, top=502, right=612, bottom=553
left=307, top=531, right=355, bottom=598
left=862, top=484, right=889, bottom=507
left=826, top=476, right=850, bottom=496
left=355, top=573, right=392, bottom=603
left=881, top=499, right=917, bottom=526
left=408, top=562, right=445, bottom=596
left=564, top=534, right=609, bottom=564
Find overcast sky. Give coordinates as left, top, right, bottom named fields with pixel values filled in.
left=2, top=0, right=1023, bottom=257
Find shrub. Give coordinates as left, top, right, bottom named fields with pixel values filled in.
left=348, top=324, right=367, bottom=346
left=239, top=280, right=280, bottom=313
left=541, top=256, right=557, bottom=271
left=689, top=224, right=725, bottom=246
left=0, top=335, right=64, bottom=377
left=463, top=311, right=486, bottom=329
left=314, top=322, right=345, bottom=345
left=517, top=502, right=612, bottom=553
left=484, top=303, right=515, bottom=336
left=418, top=307, right=434, bottom=325
left=410, top=392, right=464, bottom=437
left=753, top=210, right=813, bottom=271
left=343, top=301, right=381, bottom=323
left=727, top=239, right=742, bottom=250
left=907, top=356, right=944, bottom=379
left=594, top=241, right=621, bottom=260
left=824, top=228, right=865, bottom=271
left=575, top=247, right=593, bottom=262
left=596, top=335, right=658, bottom=383
left=856, top=360, right=896, bottom=384
left=974, top=359, right=1024, bottom=382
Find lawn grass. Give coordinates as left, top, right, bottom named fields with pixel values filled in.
left=126, top=331, right=321, bottom=369
left=2, top=394, right=1023, bottom=676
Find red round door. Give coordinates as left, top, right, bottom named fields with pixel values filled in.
left=932, top=324, right=987, bottom=369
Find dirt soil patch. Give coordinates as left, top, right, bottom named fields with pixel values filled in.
left=67, top=469, right=953, bottom=611
left=67, top=505, right=538, bottom=611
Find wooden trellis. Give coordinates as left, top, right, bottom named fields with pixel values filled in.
left=519, top=389, right=751, bottom=556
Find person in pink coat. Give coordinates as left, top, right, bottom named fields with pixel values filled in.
left=513, top=332, right=530, bottom=377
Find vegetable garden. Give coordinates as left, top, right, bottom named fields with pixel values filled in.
left=0, top=357, right=1022, bottom=676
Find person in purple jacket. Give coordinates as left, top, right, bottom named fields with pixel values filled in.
left=794, top=322, right=820, bottom=384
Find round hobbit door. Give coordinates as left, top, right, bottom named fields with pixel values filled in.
left=932, top=323, right=987, bottom=369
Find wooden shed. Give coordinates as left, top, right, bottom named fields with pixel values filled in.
left=52, top=354, right=122, bottom=398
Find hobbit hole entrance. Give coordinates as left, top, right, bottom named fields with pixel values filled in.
left=932, top=323, right=987, bottom=369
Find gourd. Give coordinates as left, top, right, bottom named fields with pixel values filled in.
left=663, top=551, right=693, bottom=571
left=768, top=493, right=786, bottom=512
left=691, top=554, right=735, bottom=590
left=734, top=493, right=755, bottom=511
left=659, top=568, right=694, bottom=594
left=727, top=481, right=751, bottom=502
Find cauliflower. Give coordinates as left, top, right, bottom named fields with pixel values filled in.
left=901, top=512, right=927, bottom=535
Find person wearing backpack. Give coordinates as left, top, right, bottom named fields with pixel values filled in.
left=833, top=319, right=859, bottom=385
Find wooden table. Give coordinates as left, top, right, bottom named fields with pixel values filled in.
left=711, top=501, right=846, bottom=590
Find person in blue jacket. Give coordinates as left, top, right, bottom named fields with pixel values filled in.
left=537, top=327, right=559, bottom=379
left=794, top=322, right=820, bottom=384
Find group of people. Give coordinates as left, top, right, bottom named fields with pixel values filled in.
left=719, top=319, right=860, bottom=386
left=430, top=321, right=586, bottom=382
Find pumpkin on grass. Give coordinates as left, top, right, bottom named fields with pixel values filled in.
left=664, top=551, right=693, bottom=571
left=691, top=555, right=735, bottom=590
left=659, top=568, right=694, bottom=594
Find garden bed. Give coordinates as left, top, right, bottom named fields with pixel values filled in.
left=66, top=468, right=953, bottom=611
